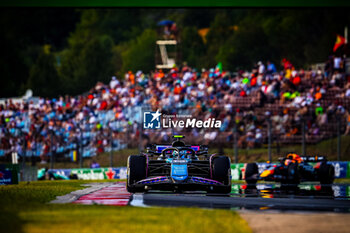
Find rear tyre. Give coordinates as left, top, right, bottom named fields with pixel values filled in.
left=127, top=155, right=147, bottom=193
left=245, top=163, right=259, bottom=185
left=210, top=156, right=231, bottom=194
left=319, top=163, right=335, bottom=185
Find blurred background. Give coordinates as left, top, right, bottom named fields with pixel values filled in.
left=1, top=8, right=350, bottom=169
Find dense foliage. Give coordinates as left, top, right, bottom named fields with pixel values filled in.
left=1, top=8, right=349, bottom=97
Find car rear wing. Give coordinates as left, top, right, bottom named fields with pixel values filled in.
left=278, top=155, right=327, bottom=163
left=300, top=156, right=327, bottom=162
left=144, top=144, right=209, bottom=156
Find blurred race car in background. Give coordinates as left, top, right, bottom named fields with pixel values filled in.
left=244, top=153, right=335, bottom=185
left=38, top=168, right=78, bottom=180
left=127, top=135, right=231, bottom=193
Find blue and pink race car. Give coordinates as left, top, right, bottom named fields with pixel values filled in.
left=127, top=135, right=231, bottom=193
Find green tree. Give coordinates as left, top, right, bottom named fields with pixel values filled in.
left=26, top=49, right=60, bottom=97
left=59, top=10, right=116, bottom=95
left=116, top=29, right=157, bottom=75
left=205, top=13, right=234, bottom=68
left=181, top=26, right=206, bottom=68
left=60, top=35, right=115, bottom=95
left=217, top=23, right=271, bottom=70
left=98, top=9, right=143, bottom=44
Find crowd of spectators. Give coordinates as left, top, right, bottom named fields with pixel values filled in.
left=0, top=55, right=349, bottom=163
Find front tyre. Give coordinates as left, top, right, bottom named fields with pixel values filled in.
left=281, top=162, right=300, bottom=186
left=210, top=156, right=231, bottom=194
left=319, top=163, right=335, bottom=185
left=127, top=155, right=146, bottom=193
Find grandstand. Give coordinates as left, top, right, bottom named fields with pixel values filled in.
left=0, top=57, right=349, bottom=165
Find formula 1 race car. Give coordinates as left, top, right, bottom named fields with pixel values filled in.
left=37, top=168, right=78, bottom=180
left=244, top=153, right=335, bottom=185
left=127, top=135, right=231, bottom=193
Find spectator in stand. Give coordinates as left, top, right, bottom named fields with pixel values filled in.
left=258, top=61, right=265, bottom=75
left=109, top=76, right=119, bottom=89
left=333, top=55, right=342, bottom=72
left=267, top=61, right=277, bottom=74
left=282, top=58, right=292, bottom=70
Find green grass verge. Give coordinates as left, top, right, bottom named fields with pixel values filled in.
left=0, top=181, right=251, bottom=233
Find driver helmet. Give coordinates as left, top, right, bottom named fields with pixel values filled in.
left=172, top=150, right=179, bottom=158
left=293, top=154, right=303, bottom=163
left=286, top=153, right=303, bottom=163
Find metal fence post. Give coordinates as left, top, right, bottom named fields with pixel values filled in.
left=22, top=133, right=26, bottom=169
left=233, top=123, right=238, bottom=163
left=50, top=130, right=54, bottom=169
left=79, top=124, right=83, bottom=168
left=276, top=132, right=280, bottom=155
left=302, top=118, right=306, bottom=156
left=31, top=134, right=36, bottom=166
left=139, top=116, right=143, bottom=153
left=109, top=127, right=113, bottom=167
left=267, top=118, right=272, bottom=162
left=337, top=115, right=341, bottom=161
left=139, top=106, right=145, bottom=153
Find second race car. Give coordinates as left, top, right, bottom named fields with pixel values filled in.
left=244, top=153, right=335, bottom=185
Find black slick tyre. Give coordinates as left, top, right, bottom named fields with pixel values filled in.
left=127, top=155, right=146, bottom=193
left=245, top=163, right=259, bottom=185
left=319, top=162, right=335, bottom=185
left=285, top=162, right=300, bottom=185
left=210, top=156, right=231, bottom=194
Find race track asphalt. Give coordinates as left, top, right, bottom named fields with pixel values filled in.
left=137, top=183, right=350, bottom=212
left=141, top=192, right=350, bottom=212
left=59, top=182, right=350, bottom=213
